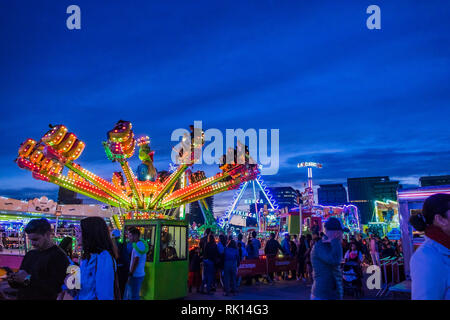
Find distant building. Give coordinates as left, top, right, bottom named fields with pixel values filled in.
left=318, top=184, right=347, bottom=206
left=256, top=186, right=299, bottom=212
left=347, top=177, right=400, bottom=225
left=419, top=175, right=450, bottom=187
left=189, top=196, right=214, bottom=225
left=373, top=181, right=400, bottom=202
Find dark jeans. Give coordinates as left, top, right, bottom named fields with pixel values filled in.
left=202, top=260, right=215, bottom=293
left=127, top=276, right=144, bottom=300
left=223, top=263, right=237, bottom=294
left=297, top=258, right=305, bottom=277
left=117, top=266, right=129, bottom=298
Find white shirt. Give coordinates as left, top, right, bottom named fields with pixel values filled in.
left=130, top=242, right=147, bottom=278
left=410, top=237, right=449, bottom=300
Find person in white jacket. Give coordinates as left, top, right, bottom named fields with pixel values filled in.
left=409, top=194, right=450, bottom=300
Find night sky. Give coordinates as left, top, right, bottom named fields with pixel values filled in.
left=1, top=1, right=449, bottom=211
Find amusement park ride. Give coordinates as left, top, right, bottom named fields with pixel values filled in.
left=15, top=120, right=259, bottom=299
left=217, top=174, right=280, bottom=233
left=296, top=162, right=361, bottom=234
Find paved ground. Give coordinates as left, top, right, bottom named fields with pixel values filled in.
left=186, top=277, right=385, bottom=300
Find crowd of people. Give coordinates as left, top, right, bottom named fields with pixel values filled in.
left=188, top=223, right=407, bottom=297
left=1, top=193, right=448, bottom=300
left=1, top=217, right=148, bottom=300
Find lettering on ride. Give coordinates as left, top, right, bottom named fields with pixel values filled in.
left=275, top=261, right=290, bottom=266
left=239, top=264, right=256, bottom=269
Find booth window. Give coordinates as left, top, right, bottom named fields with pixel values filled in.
left=160, top=225, right=187, bottom=262
left=140, top=226, right=156, bottom=262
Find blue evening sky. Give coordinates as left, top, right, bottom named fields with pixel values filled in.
left=1, top=1, right=449, bottom=211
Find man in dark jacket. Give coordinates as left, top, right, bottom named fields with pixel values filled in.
left=201, top=234, right=219, bottom=294
left=199, top=228, right=211, bottom=259
left=8, top=219, right=69, bottom=300
left=311, top=217, right=348, bottom=300
left=264, top=233, right=283, bottom=282
left=264, top=233, right=283, bottom=256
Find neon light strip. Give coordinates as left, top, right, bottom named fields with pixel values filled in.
left=255, top=177, right=277, bottom=210
left=161, top=172, right=225, bottom=205
left=66, top=162, right=130, bottom=206
left=149, top=164, right=188, bottom=209
left=120, top=161, right=144, bottom=208
left=49, top=173, right=122, bottom=207
left=398, top=189, right=450, bottom=200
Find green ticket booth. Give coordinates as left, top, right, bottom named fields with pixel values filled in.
left=123, top=219, right=188, bottom=300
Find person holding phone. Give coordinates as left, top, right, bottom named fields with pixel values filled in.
left=7, top=219, right=69, bottom=300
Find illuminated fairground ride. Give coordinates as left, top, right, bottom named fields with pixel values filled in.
left=217, top=175, right=281, bottom=234
left=367, top=200, right=400, bottom=239
left=15, top=120, right=260, bottom=228
left=296, top=161, right=361, bottom=233
left=307, top=204, right=361, bottom=233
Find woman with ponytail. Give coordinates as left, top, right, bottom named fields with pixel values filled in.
left=409, top=194, right=450, bottom=300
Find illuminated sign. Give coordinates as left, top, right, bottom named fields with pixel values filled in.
left=231, top=210, right=256, bottom=219
left=244, top=199, right=263, bottom=204
left=297, top=162, right=323, bottom=168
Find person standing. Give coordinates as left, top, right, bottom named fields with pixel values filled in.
left=111, top=229, right=130, bottom=299
left=202, top=234, right=219, bottom=295
left=281, top=233, right=291, bottom=256
left=246, top=238, right=256, bottom=259
left=223, top=240, right=240, bottom=296
left=310, top=217, right=348, bottom=300
left=59, top=236, right=75, bottom=265
left=60, top=217, right=119, bottom=300
left=250, top=231, right=261, bottom=259
left=293, top=234, right=300, bottom=248
left=304, top=233, right=314, bottom=284
left=7, top=219, right=69, bottom=300
left=199, top=228, right=211, bottom=259
left=311, top=220, right=320, bottom=234
left=198, top=228, right=212, bottom=293
left=264, top=233, right=283, bottom=282
left=409, top=194, right=450, bottom=300
left=127, top=227, right=148, bottom=300
left=296, top=235, right=307, bottom=282
left=237, top=233, right=248, bottom=260
left=188, top=247, right=202, bottom=293
left=369, top=234, right=380, bottom=266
